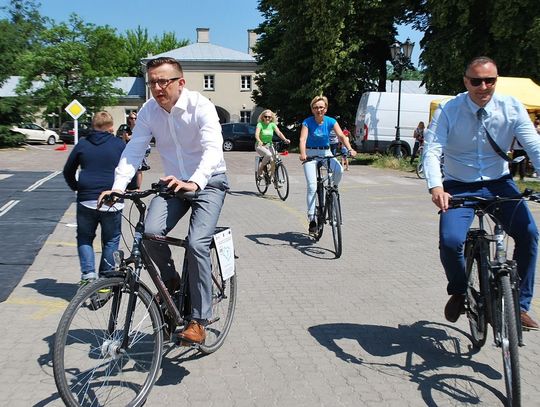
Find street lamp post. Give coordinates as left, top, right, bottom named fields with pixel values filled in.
left=389, top=38, right=414, bottom=158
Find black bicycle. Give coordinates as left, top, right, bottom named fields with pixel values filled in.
left=304, top=154, right=344, bottom=258
left=255, top=141, right=290, bottom=200
left=450, top=190, right=540, bottom=407
left=53, top=182, right=237, bottom=407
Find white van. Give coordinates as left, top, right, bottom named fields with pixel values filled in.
left=354, top=91, right=451, bottom=156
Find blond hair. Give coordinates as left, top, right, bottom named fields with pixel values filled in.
left=92, top=111, right=114, bottom=131
left=310, top=95, right=328, bottom=109
left=258, top=109, right=276, bottom=123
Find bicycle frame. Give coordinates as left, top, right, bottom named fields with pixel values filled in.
left=109, top=189, right=229, bottom=349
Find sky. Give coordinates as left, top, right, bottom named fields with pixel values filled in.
left=1, top=0, right=423, bottom=66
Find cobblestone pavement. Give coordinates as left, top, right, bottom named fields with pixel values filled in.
left=0, top=145, right=539, bottom=406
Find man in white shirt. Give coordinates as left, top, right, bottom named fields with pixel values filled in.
left=424, top=56, right=540, bottom=330
left=103, top=57, right=228, bottom=344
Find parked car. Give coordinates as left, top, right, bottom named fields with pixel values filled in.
left=10, top=123, right=59, bottom=145
left=221, top=122, right=256, bottom=151
left=59, top=121, right=92, bottom=143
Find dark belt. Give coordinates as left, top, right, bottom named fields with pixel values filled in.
left=307, top=146, right=329, bottom=150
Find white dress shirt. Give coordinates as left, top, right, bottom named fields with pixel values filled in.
left=424, top=92, right=540, bottom=189
left=113, top=88, right=226, bottom=191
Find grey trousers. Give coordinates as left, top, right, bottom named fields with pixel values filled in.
left=144, top=173, right=228, bottom=321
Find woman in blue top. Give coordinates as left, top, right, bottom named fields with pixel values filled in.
left=299, top=95, right=357, bottom=234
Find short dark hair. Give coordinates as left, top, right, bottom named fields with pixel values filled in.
left=464, top=56, right=497, bottom=75
left=146, top=57, right=184, bottom=75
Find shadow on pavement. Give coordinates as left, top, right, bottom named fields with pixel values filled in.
left=227, top=189, right=261, bottom=197
left=309, top=320, right=506, bottom=406
left=245, top=231, right=336, bottom=259
left=24, top=278, right=78, bottom=302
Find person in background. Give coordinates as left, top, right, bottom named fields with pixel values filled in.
left=299, top=95, right=357, bottom=234
left=409, top=121, right=425, bottom=164
left=423, top=56, right=540, bottom=330
left=254, top=109, right=290, bottom=180
left=340, top=128, right=351, bottom=171
left=123, top=111, right=151, bottom=190
left=100, top=57, right=228, bottom=345
left=63, top=111, right=125, bottom=285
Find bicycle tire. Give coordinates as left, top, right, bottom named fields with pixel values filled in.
left=274, top=162, right=290, bottom=201
left=465, top=240, right=488, bottom=348
left=255, top=158, right=268, bottom=195
left=329, top=191, right=342, bottom=258
left=416, top=160, right=425, bottom=179
left=498, top=274, right=521, bottom=407
left=53, top=277, right=163, bottom=407
left=199, top=245, right=237, bottom=354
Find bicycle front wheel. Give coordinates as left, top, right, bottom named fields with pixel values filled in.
left=53, top=277, right=163, bottom=407
left=274, top=163, right=290, bottom=201
left=199, top=245, right=237, bottom=354
left=329, top=191, right=342, bottom=258
left=465, top=241, right=488, bottom=348
left=498, top=275, right=521, bottom=407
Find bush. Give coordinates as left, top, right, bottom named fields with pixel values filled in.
left=0, top=126, right=25, bottom=147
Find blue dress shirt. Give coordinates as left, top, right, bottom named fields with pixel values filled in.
left=424, top=92, right=540, bottom=189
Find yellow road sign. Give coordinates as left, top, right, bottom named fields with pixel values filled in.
left=65, top=99, right=86, bottom=119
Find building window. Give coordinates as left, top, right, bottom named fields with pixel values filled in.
left=204, top=75, right=215, bottom=90
left=240, top=111, right=251, bottom=123
left=241, top=75, right=252, bottom=91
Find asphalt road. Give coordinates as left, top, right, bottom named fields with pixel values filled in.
left=0, top=169, right=74, bottom=302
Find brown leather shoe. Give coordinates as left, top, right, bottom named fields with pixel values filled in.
left=178, top=321, right=206, bottom=344
left=521, top=311, right=539, bottom=331
left=444, top=294, right=466, bottom=323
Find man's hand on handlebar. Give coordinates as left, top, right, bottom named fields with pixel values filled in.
left=430, top=186, right=452, bottom=212
left=98, top=189, right=123, bottom=208
left=160, top=175, right=199, bottom=193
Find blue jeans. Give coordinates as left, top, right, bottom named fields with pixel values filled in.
left=76, top=203, right=122, bottom=280
left=303, top=148, right=342, bottom=217
left=144, top=173, right=228, bottom=321
left=439, top=175, right=538, bottom=311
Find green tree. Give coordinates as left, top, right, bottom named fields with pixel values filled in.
left=16, top=14, right=127, bottom=122
left=152, top=31, right=189, bottom=55
left=0, top=0, right=45, bottom=145
left=253, top=0, right=425, bottom=128
left=419, top=0, right=540, bottom=94
left=121, top=27, right=189, bottom=77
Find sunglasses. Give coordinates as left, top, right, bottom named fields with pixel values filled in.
left=264, top=116, right=272, bottom=119
left=466, top=76, right=497, bottom=87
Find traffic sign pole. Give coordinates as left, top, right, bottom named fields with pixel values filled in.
left=65, top=99, right=86, bottom=145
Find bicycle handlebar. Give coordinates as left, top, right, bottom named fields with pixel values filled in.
left=449, top=189, right=540, bottom=209
left=103, top=181, right=197, bottom=205
left=303, top=152, right=347, bottom=163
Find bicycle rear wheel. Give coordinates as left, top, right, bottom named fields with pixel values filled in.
left=53, top=277, right=163, bottom=407
left=329, top=190, right=342, bottom=258
left=416, top=160, right=425, bottom=179
left=274, top=162, right=290, bottom=201
left=199, top=245, right=237, bottom=354
left=255, top=158, right=268, bottom=195
left=498, top=275, right=521, bottom=407
left=465, top=240, right=488, bottom=348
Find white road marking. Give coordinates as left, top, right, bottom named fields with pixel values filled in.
left=0, top=200, right=20, bottom=217
left=23, top=170, right=61, bottom=192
